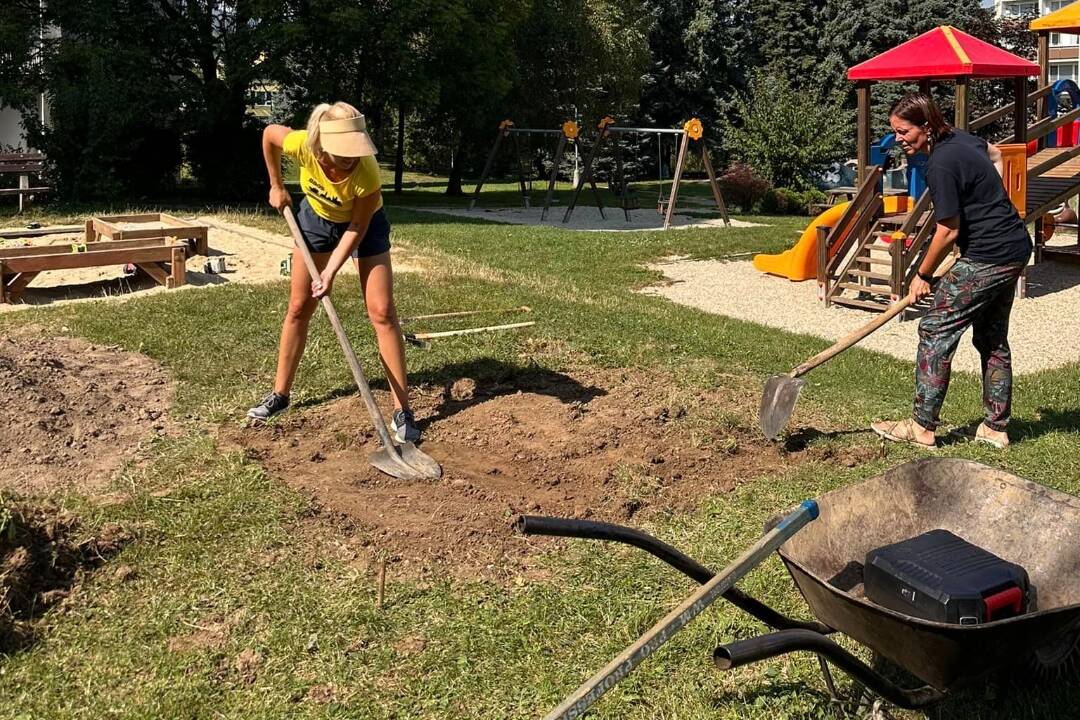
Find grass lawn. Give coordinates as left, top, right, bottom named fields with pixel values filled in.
left=1, top=181, right=1079, bottom=719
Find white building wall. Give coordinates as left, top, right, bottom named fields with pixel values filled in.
left=997, top=0, right=1080, bottom=83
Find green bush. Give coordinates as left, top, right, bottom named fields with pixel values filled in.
left=759, top=187, right=827, bottom=215
left=718, top=163, right=770, bottom=213
left=720, top=67, right=852, bottom=190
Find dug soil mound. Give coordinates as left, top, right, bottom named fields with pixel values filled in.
left=0, top=332, right=174, bottom=494
left=0, top=500, right=133, bottom=652
left=229, top=366, right=852, bottom=579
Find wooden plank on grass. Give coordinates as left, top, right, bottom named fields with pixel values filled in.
left=0, top=237, right=172, bottom=259
left=3, top=244, right=185, bottom=273
left=0, top=225, right=82, bottom=240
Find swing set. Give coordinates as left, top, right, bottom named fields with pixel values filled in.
left=468, top=119, right=582, bottom=220
left=564, top=117, right=729, bottom=229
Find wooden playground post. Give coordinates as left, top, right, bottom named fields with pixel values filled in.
left=856, top=82, right=872, bottom=188
left=699, top=144, right=730, bottom=226
left=563, top=119, right=611, bottom=223
left=540, top=135, right=567, bottom=222
left=468, top=122, right=509, bottom=211
left=663, top=130, right=691, bottom=230
left=954, top=76, right=970, bottom=130
left=1037, top=32, right=1050, bottom=151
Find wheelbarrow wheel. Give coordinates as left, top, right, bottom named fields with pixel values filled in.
left=1022, top=623, right=1080, bottom=681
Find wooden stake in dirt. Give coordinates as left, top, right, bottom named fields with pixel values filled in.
left=541, top=500, right=819, bottom=720
left=400, top=305, right=531, bottom=324
left=377, top=561, right=387, bottom=609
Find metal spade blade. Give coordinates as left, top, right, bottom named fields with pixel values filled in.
left=759, top=374, right=806, bottom=441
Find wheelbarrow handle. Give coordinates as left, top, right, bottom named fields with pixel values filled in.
left=714, top=629, right=947, bottom=710
left=517, top=515, right=830, bottom=633
left=541, top=500, right=819, bottom=720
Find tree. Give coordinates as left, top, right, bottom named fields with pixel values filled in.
left=27, top=0, right=185, bottom=198
left=721, top=67, right=851, bottom=189
left=0, top=0, right=44, bottom=133
left=154, top=0, right=289, bottom=198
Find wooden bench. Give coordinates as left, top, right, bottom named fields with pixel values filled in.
left=0, top=237, right=187, bottom=303
left=0, top=152, right=50, bottom=212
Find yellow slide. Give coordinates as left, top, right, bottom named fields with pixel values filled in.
left=753, top=202, right=850, bottom=281
left=753, top=196, right=908, bottom=281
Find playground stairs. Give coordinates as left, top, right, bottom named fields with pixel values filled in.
left=818, top=167, right=935, bottom=314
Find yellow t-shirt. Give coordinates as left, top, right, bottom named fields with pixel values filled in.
left=282, top=130, right=382, bottom=223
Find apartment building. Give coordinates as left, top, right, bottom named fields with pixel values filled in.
left=996, top=0, right=1079, bottom=81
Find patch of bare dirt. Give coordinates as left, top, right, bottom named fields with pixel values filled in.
left=0, top=500, right=133, bottom=652
left=0, top=331, right=175, bottom=495
left=226, top=366, right=812, bottom=580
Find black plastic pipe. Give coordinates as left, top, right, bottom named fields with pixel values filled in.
left=714, top=629, right=948, bottom=709
left=516, top=515, right=831, bottom=634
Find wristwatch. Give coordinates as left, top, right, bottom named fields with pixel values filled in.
left=917, top=270, right=935, bottom=283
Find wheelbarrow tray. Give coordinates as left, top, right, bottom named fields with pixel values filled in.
left=777, top=457, right=1080, bottom=691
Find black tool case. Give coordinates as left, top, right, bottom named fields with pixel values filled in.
left=864, top=529, right=1029, bottom=625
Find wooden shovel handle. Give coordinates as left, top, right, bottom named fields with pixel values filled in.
left=791, top=255, right=956, bottom=379
left=281, top=206, right=397, bottom=449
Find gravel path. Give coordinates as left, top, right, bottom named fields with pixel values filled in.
left=640, top=257, right=1080, bottom=375
left=409, top=205, right=763, bottom=231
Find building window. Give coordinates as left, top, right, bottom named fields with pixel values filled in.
left=1050, top=61, right=1079, bottom=83
left=1051, top=0, right=1079, bottom=47
left=1003, top=1, right=1039, bottom=18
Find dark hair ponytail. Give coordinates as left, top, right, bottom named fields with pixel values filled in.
left=889, top=93, right=952, bottom=145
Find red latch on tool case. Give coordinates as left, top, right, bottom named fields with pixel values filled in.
left=983, top=586, right=1023, bottom=621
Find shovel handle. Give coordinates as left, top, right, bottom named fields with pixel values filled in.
left=790, top=255, right=957, bottom=379
left=281, top=206, right=397, bottom=450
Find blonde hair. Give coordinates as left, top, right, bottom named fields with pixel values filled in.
left=305, top=101, right=362, bottom=156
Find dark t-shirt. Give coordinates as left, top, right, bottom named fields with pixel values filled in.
left=924, top=129, right=1032, bottom=265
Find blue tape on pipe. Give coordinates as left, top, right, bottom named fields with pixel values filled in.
left=801, top=499, right=819, bottom=520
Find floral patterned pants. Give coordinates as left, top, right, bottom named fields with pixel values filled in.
left=913, top=258, right=1027, bottom=432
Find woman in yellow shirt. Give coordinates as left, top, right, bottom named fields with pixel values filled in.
left=248, top=101, right=419, bottom=443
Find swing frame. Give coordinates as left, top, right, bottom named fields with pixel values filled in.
left=564, top=118, right=730, bottom=229
left=468, top=120, right=583, bottom=219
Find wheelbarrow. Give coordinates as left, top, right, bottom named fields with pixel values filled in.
left=519, top=458, right=1080, bottom=710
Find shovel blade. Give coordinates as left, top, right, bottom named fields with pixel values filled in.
left=368, top=441, right=443, bottom=481
left=397, top=441, right=443, bottom=479
left=759, top=374, right=805, bottom=441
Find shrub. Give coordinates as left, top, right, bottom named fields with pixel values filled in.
left=759, top=187, right=829, bottom=215
left=720, top=67, right=852, bottom=190
left=719, top=163, right=770, bottom=213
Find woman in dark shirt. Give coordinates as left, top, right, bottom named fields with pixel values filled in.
left=871, top=93, right=1032, bottom=449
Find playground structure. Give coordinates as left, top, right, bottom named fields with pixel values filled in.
left=564, top=117, right=729, bottom=230
left=0, top=213, right=207, bottom=303
left=469, top=119, right=582, bottom=220
left=1028, top=3, right=1080, bottom=264
left=755, top=16, right=1080, bottom=311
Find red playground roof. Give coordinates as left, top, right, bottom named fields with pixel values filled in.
left=847, top=26, right=1039, bottom=81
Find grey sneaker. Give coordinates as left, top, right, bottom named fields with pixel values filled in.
left=247, top=392, right=289, bottom=421
left=390, top=408, right=421, bottom=443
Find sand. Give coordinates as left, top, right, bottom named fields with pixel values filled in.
left=639, top=256, right=1080, bottom=375
left=407, top=205, right=763, bottom=231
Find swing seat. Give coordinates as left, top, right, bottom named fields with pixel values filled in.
left=657, top=199, right=669, bottom=215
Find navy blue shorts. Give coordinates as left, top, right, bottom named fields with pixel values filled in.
left=296, top=197, right=391, bottom=258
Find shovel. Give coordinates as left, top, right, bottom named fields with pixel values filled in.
left=282, top=206, right=442, bottom=481
left=760, top=256, right=956, bottom=440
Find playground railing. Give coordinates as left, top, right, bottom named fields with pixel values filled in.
left=817, top=166, right=883, bottom=292
left=969, top=84, right=1053, bottom=132
left=1026, top=105, right=1080, bottom=146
